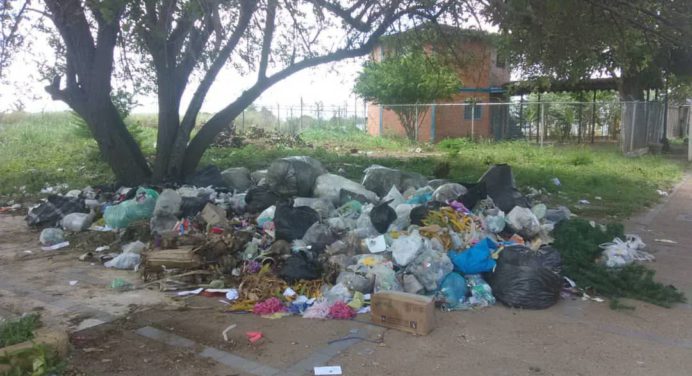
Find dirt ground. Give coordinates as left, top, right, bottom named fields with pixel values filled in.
left=2, top=173, right=692, bottom=375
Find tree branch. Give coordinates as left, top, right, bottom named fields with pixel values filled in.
left=257, top=0, right=278, bottom=82
left=182, top=9, right=399, bottom=174
left=306, top=0, right=371, bottom=32
left=179, top=0, right=257, bottom=138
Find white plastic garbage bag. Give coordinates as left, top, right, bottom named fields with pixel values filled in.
left=391, top=230, right=424, bottom=267
left=506, top=206, right=541, bottom=237
left=432, top=183, right=467, bottom=203
left=313, top=173, right=378, bottom=205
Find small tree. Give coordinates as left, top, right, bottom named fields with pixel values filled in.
left=354, top=51, right=460, bottom=141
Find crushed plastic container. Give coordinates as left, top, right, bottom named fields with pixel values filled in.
left=391, top=230, right=424, bottom=267
left=39, top=228, right=65, bottom=246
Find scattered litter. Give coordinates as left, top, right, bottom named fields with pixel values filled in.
left=578, top=199, right=591, bottom=205
left=551, top=177, right=561, bottom=186
left=42, top=241, right=70, bottom=251
left=656, top=189, right=669, bottom=197
left=314, top=366, right=343, bottom=375
left=69, top=280, right=78, bottom=286
left=245, top=331, right=263, bottom=344
left=226, top=289, right=239, bottom=301
left=110, top=278, right=132, bottom=290
left=654, top=239, right=678, bottom=244
left=177, top=288, right=204, bottom=296
left=222, top=324, right=237, bottom=342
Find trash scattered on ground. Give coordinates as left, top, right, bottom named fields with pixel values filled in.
left=314, top=365, right=343, bottom=375
left=654, top=238, right=677, bottom=244
left=19, top=157, right=685, bottom=330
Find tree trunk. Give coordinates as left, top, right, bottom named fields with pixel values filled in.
left=81, top=99, right=151, bottom=185
left=152, top=78, right=182, bottom=181
left=619, top=73, right=645, bottom=101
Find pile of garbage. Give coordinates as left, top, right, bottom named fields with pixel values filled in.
left=25, top=156, right=666, bottom=324
left=213, top=127, right=311, bottom=149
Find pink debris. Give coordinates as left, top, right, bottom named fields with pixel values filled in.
left=252, top=297, right=286, bottom=316
left=328, top=301, right=356, bottom=320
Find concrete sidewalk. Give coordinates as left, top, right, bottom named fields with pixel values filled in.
left=627, top=173, right=692, bottom=302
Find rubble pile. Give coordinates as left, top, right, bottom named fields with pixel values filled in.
left=23, top=156, right=667, bottom=331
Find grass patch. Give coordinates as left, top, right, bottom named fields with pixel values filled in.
left=437, top=139, right=684, bottom=219
left=1, top=113, right=684, bottom=220
left=0, top=314, right=40, bottom=348
left=300, top=126, right=416, bottom=151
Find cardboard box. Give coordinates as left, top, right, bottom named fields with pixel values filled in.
left=370, top=291, right=435, bottom=335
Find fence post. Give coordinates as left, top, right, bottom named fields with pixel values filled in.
left=378, top=104, right=383, bottom=136
left=300, top=97, right=303, bottom=131
left=241, top=108, right=245, bottom=132
left=430, top=103, right=437, bottom=143
left=630, top=102, right=637, bottom=152
left=591, top=91, right=597, bottom=143
left=519, top=95, right=525, bottom=140
left=471, top=103, right=475, bottom=140
left=414, top=103, right=419, bottom=142
left=539, top=102, right=545, bottom=147
left=687, top=106, right=692, bottom=161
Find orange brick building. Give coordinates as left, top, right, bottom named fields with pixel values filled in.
left=365, top=27, right=511, bottom=142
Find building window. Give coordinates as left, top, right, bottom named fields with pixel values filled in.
left=464, top=104, right=482, bottom=120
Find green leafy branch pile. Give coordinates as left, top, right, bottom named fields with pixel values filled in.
left=552, top=219, right=685, bottom=308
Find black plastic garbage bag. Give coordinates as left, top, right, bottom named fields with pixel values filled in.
left=279, top=253, right=322, bottom=283
left=488, top=245, right=562, bottom=309
left=302, top=222, right=337, bottom=253
left=26, top=195, right=87, bottom=227
left=369, top=201, right=396, bottom=233
left=245, top=186, right=280, bottom=213
left=409, top=201, right=444, bottom=226
left=180, top=196, right=209, bottom=218
left=274, top=202, right=320, bottom=241
left=185, top=165, right=226, bottom=188
left=459, top=182, right=487, bottom=210
left=266, top=156, right=326, bottom=197
left=477, top=164, right=529, bottom=213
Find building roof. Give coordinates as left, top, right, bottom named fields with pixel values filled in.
left=505, top=77, right=663, bottom=95
left=379, top=23, right=501, bottom=47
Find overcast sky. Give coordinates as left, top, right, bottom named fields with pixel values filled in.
left=0, top=12, right=492, bottom=115
left=0, top=50, right=367, bottom=114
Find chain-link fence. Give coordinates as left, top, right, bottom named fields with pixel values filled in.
left=235, top=100, right=690, bottom=155
left=234, top=103, right=367, bottom=135
left=368, top=100, right=684, bottom=153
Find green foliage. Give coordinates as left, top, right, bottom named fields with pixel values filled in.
left=0, top=314, right=40, bottom=347
left=439, top=140, right=682, bottom=218
left=1, top=113, right=684, bottom=221
left=0, top=344, right=65, bottom=376
left=553, top=219, right=686, bottom=308
left=354, top=51, right=460, bottom=105
left=354, top=51, right=460, bottom=141
left=0, top=112, right=114, bottom=195
left=485, top=0, right=691, bottom=97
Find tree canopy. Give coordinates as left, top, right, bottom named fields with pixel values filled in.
left=482, top=0, right=692, bottom=99
left=354, top=51, right=460, bottom=141
left=4, top=0, right=469, bottom=185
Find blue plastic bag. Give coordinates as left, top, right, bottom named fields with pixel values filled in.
left=406, top=192, right=433, bottom=205
left=439, top=272, right=468, bottom=309
left=448, top=237, right=497, bottom=274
